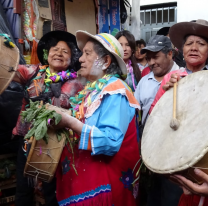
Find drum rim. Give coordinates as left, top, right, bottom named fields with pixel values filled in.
left=0, top=37, right=20, bottom=94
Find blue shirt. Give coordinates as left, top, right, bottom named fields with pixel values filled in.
left=134, top=71, right=161, bottom=124
left=79, top=77, right=136, bottom=156
left=134, top=62, right=179, bottom=124
left=185, top=65, right=208, bottom=74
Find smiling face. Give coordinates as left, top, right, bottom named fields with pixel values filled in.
left=146, top=50, right=173, bottom=77
left=183, top=35, right=208, bottom=67
left=118, top=36, right=132, bottom=62
left=47, top=41, right=71, bottom=73
left=79, top=41, right=107, bottom=82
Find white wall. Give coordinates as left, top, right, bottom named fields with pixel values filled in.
left=122, top=0, right=140, bottom=39
left=177, top=0, right=208, bottom=22
left=140, top=0, right=208, bottom=22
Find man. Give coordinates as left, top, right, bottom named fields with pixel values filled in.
left=135, top=39, right=148, bottom=71
left=135, top=35, right=179, bottom=125
left=134, top=35, right=182, bottom=206
left=157, top=26, right=186, bottom=68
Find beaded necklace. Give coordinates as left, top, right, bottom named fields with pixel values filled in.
left=69, top=74, right=119, bottom=119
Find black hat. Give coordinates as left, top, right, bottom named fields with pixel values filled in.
left=37, top=30, right=78, bottom=65
left=157, top=27, right=170, bottom=36
left=141, top=35, right=172, bottom=54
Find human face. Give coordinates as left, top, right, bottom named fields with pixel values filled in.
left=118, top=36, right=132, bottom=62
left=79, top=41, right=106, bottom=82
left=183, top=35, right=208, bottom=67
left=47, top=41, right=71, bottom=72
left=146, top=50, right=172, bottom=77
left=135, top=44, right=146, bottom=60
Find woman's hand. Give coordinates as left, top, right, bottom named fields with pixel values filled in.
left=48, top=107, right=84, bottom=135
left=170, top=169, right=208, bottom=196
left=162, top=73, right=180, bottom=91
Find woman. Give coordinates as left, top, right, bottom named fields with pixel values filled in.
left=115, top=30, right=141, bottom=92
left=150, top=19, right=208, bottom=206
left=13, top=31, right=83, bottom=206
left=54, top=31, right=141, bottom=206
left=135, top=39, right=148, bottom=71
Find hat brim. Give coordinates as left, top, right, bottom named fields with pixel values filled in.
left=37, top=31, right=78, bottom=65
left=141, top=45, right=165, bottom=54
left=76, top=30, right=127, bottom=75
left=169, top=22, right=208, bottom=51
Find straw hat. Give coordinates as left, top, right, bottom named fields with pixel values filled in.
left=76, top=30, right=127, bottom=75
left=169, top=19, right=208, bottom=51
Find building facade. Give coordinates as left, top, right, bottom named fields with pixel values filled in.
left=140, top=0, right=208, bottom=42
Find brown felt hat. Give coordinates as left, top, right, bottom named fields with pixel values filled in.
left=169, top=19, right=208, bottom=51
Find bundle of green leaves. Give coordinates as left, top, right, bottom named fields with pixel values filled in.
left=21, top=100, right=68, bottom=144
left=22, top=101, right=78, bottom=175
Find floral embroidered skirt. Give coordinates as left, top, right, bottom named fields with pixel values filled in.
left=56, top=118, right=140, bottom=206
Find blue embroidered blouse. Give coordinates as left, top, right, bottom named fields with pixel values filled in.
left=79, top=77, right=135, bottom=156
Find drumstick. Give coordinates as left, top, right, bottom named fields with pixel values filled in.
left=170, top=82, right=180, bottom=130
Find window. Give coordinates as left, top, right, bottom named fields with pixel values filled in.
left=140, top=5, right=177, bottom=25
left=140, top=3, right=177, bottom=42
left=151, top=10, right=156, bottom=24
left=157, top=9, right=162, bottom=23
left=169, top=8, right=175, bottom=22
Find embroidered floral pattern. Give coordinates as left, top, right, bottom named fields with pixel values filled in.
left=120, top=168, right=134, bottom=191
left=62, top=157, right=70, bottom=175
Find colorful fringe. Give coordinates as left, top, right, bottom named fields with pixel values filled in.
left=69, top=74, right=116, bottom=119
left=44, top=67, right=77, bottom=86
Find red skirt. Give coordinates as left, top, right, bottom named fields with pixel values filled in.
left=178, top=194, right=208, bottom=206
left=56, top=117, right=140, bottom=206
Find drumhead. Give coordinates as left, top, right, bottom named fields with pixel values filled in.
left=0, top=36, right=19, bottom=94
left=141, top=71, right=208, bottom=174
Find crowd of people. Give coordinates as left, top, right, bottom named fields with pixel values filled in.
left=1, top=18, right=208, bottom=206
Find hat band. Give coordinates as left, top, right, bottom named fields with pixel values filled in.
left=96, top=34, right=122, bottom=58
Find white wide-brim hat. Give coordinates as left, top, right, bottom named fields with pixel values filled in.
left=76, top=30, right=127, bottom=75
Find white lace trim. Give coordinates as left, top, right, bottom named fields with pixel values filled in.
left=85, top=88, right=141, bottom=118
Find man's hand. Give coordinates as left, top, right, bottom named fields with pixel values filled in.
left=170, top=169, right=208, bottom=196
left=162, top=73, right=180, bottom=91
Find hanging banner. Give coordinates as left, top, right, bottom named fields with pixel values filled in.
left=109, top=0, right=120, bottom=36
left=98, top=0, right=109, bottom=33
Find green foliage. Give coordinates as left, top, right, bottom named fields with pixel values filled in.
left=21, top=100, right=78, bottom=174
left=21, top=100, right=64, bottom=144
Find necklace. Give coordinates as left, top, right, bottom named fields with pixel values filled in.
left=44, top=67, right=77, bottom=86
left=69, top=74, right=118, bottom=119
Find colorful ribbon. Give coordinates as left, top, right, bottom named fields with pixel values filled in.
left=44, top=67, right=77, bottom=86
left=69, top=74, right=119, bottom=119
left=126, top=60, right=136, bottom=91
